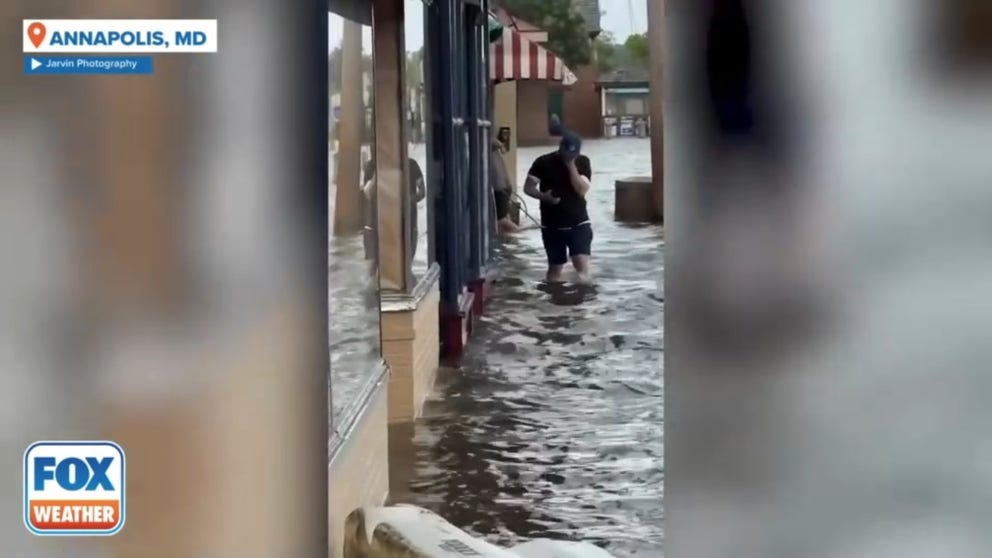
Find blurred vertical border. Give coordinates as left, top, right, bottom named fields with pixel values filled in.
left=0, top=0, right=329, bottom=556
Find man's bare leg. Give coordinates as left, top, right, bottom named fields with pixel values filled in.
left=546, top=265, right=565, bottom=283
left=572, top=255, right=592, bottom=284
left=498, top=217, right=519, bottom=234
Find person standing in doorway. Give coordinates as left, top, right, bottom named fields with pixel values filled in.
left=490, top=136, right=519, bottom=235
left=522, top=130, right=594, bottom=283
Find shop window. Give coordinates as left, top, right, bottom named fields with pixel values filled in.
left=406, top=2, right=432, bottom=284
left=624, top=96, right=646, bottom=115
left=605, top=94, right=621, bottom=116
left=328, top=13, right=382, bottom=429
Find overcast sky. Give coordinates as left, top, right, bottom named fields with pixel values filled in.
left=329, top=0, right=649, bottom=54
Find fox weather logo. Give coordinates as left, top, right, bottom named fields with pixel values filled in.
left=23, top=441, right=126, bottom=536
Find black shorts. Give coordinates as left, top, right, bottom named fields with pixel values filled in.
left=541, top=222, right=593, bottom=266
left=494, top=189, right=511, bottom=220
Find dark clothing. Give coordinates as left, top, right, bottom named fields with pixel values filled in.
left=527, top=152, right=592, bottom=229
left=494, top=189, right=511, bottom=220
left=541, top=222, right=593, bottom=265
left=407, top=159, right=425, bottom=263
left=361, top=157, right=427, bottom=263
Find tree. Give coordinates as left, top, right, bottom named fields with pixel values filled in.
left=594, top=32, right=647, bottom=72
left=623, top=33, right=650, bottom=66
left=406, top=47, right=424, bottom=89
left=500, top=0, right=592, bottom=68
left=594, top=32, right=621, bottom=72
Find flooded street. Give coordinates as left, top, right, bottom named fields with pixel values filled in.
left=391, top=138, right=664, bottom=556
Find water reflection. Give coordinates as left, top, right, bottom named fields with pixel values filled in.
left=390, top=139, right=664, bottom=556
left=329, top=151, right=382, bottom=426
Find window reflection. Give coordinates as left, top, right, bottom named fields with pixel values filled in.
left=328, top=14, right=382, bottom=428
left=407, top=2, right=434, bottom=284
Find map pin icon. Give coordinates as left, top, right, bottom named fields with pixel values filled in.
left=28, top=22, right=46, bottom=48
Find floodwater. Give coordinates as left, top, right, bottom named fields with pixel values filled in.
left=390, top=138, right=664, bottom=556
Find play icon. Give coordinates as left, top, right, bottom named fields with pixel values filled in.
left=30, top=58, right=41, bottom=70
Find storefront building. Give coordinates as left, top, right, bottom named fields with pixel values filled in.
left=327, top=1, right=499, bottom=555
left=598, top=67, right=652, bottom=138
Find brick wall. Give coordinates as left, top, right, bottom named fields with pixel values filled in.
left=381, top=283, right=440, bottom=423
left=564, top=65, right=603, bottom=138
left=328, top=382, right=390, bottom=558
left=517, top=68, right=603, bottom=143
left=516, top=81, right=552, bottom=146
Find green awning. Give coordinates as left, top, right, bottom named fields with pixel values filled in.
left=488, top=17, right=503, bottom=43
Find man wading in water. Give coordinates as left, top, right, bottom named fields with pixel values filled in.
left=523, top=130, right=593, bottom=284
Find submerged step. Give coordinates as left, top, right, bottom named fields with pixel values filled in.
left=614, top=176, right=661, bottom=223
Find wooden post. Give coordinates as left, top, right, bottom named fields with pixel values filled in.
left=333, top=20, right=366, bottom=235
left=647, top=0, right=665, bottom=221
left=70, top=0, right=178, bottom=303
left=372, top=0, right=411, bottom=292
left=77, top=0, right=187, bottom=553
left=73, top=2, right=327, bottom=556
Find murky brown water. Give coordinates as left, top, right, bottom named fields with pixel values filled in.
left=390, top=139, right=664, bottom=556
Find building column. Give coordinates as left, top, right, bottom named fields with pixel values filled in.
left=648, top=0, right=665, bottom=220
left=373, top=0, right=411, bottom=293
left=76, top=1, right=330, bottom=555
left=333, top=20, right=366, bottom=235
left=466, top=5, right=486, bottom=284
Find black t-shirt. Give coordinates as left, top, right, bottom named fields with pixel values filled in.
left=527, top=152, right=592, bottom=228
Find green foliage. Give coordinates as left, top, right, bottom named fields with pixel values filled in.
left=593, top=32, right=620, bottom=72
left=593, top=31, right=650, bottom=72
left=623, top=33, right=650, bottom=65
left=406, top=48, right=424, bottom=89
left=500, top=0, right=592, bottom=68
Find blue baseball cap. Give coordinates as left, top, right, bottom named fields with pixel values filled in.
left=559, top=131, right=582, bottom=157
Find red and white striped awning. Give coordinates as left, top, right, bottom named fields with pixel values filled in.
left=490, top=27, right=578, bottom=86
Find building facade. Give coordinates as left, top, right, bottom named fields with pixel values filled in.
left=598, top=67, right=652, bottom=138
left=327, top=1, right=499, bottom=556
left=495, top=1, right=603, bottom=145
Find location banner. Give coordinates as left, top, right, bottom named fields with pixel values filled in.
left=23, top=19, right=218, bottom=54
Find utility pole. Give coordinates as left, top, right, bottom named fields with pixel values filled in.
left=647, top=0, right=664, bottom=221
